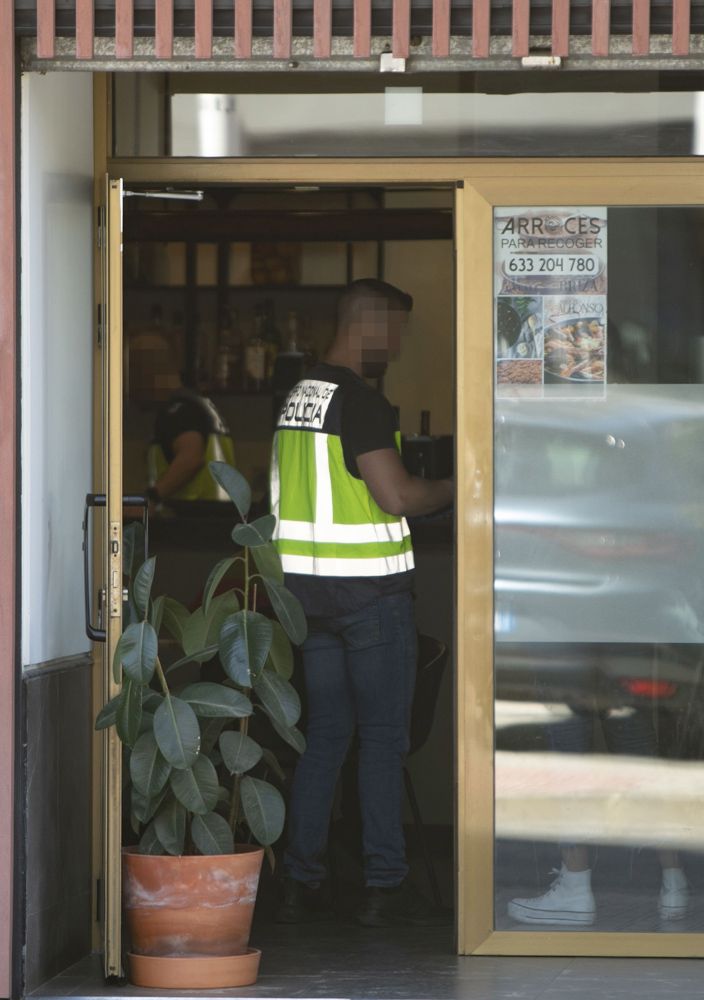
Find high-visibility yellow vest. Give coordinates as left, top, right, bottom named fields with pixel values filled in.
left=270, top=378, right=414, bottom=577
left=148, top=393, right=236, bottom=502
left=148, top=434, right=236, bottom=501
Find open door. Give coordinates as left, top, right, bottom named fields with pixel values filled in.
left=91, top=176, right=124, bottom=978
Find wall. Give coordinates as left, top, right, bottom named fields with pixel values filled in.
left=21, top=72, right=94, bottom=667
left=384, top=190, right=454, bottom=437
left=20, top=71, right=95, bottom=992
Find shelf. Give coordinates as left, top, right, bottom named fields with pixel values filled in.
left=125, top=283, right=345, bottom=293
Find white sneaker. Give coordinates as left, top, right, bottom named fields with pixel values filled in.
left=508, top=866, right=596, bottom=926
left=658, top=867, right=689, bottom=921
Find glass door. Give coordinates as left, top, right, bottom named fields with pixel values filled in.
left=456, top=165, right=704, bottom=957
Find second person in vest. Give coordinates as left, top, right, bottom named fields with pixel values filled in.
left=271, top=278, right=453, bottom=926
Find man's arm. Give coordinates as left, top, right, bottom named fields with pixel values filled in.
left=356, top=448, right=453, bottom=518
left=154, top=431, right=206, bottom=500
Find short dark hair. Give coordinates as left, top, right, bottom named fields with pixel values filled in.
left=338, top=279, right=413, bottom=326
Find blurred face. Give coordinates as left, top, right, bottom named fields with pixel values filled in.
left=347, top=298, right=408, bottom=378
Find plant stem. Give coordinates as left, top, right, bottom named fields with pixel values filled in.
left=229, top=772, right=242, bottom=836
left=154, top=656, right=171, bottom=698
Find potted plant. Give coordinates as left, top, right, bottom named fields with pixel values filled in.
left=95, top=461, right=307, bottom=990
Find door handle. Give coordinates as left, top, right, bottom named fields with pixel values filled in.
left=83, top=493, right=149, bottom=642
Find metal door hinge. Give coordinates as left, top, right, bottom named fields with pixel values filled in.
left=96, top=303, right=103, bottom=347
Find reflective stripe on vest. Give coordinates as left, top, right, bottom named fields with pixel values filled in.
left=271, top=378, right=414, bottom=578
left=148, top=432, right=236, bottom=501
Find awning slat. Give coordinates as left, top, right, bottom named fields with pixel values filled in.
left=75, top=0, right=93, bottom=59
left=235, top=0, right=253, bottom=57
left=314, top=0, right=333, bottom=57
left=353, top=0, right=371, bottom=57
left=472, top=0, right=490, bottom=57
left=551, top=0, right=570, bottom=56
left=591, top=0, right=610, bottom=55
left=115, top=0, right=134, bottom=59
left=36, top=0, right=54, bottom=58
left=155, top=0, right=174, bottom=59
left=673, top=0, right=692, bottom=54
left=511, top=0, right=529, bottom=56
left=16, top=0, right=704, bottom=64
left=632, top=0, right=651, bottom=54
left=432, top=0, right=450, bottom=56
left=195, top=0, right=214, bottom=57
left=273, top=0, right=292, bottom=58
left=392, top=0, right=411, bottom=56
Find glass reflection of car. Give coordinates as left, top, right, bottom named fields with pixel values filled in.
left=494, top=386, right=704, bottom=753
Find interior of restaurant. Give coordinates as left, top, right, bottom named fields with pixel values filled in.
left=120, top=183, right=457, bottom=928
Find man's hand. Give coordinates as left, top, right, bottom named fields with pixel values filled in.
left=356, top=448, right=453, bottom=518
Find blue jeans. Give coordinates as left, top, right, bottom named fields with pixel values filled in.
left=284, top=591, right=417, bottom=888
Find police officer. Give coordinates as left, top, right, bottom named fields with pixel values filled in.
left=129, top=323, right=235, bottom=510
left=147, top=385, right=235, bottom=508
left=271, top=279, right=453, bottom=926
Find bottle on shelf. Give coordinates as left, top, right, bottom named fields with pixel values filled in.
left=244, top=306, right=267, bottom=393
left=214, top=308, right=241, bottom=391
left=420, top=410, right=431, bottom=437
left=272, top=310, right=305, bottom=405
left=285, top=310, right=301, bottom=354
left=298, top=314, right=318, bottom=370
left=261, top=299, right=282, bottom=381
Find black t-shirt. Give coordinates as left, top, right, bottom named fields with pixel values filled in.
left=281, top=363, right=414, bottom=620
left=153, top=390, right=224, bottom=463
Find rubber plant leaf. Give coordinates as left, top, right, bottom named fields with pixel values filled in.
left=154, top=797, right=187, bottom=856
left=208, top=461, right=251, bottom=520
left=219, top=610, right=273, bottom=687
left=161, top=597, right=190, bottom=647
left=138, top=820, right=166, bottom=856
left=116, top=679, right=143, bottom=748
left=262, top=578, right=307, bottom=646
left=183, top=591, right=239, bottom=664
left=179, top=682, right=252, bottom=719
left=95, top=692, right=121, bottom=731
left=133, top=556, right=157, bottom=620
left=232, top=514, right=276, bottom=548
left=266, top=621, right=294, bottom=680
left=240, top=776, right=285, bottom=847
left=191, top=811, right=235, bottom=856
left=119, top=621, right=158, bottom=685
left=202, top=557, right=238, bottom=618
left=254, top=668, right=301, bottom=729
left=251, top=542, right=284, bottom=585
left=219, top=731, right=263, bottom=775
left=129, top=730, right=171, bottom=799
left=153, top=695, right=201, bottom=770
left=169, top=754, right=220, bottom=815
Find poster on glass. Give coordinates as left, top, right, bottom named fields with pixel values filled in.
left=494, top=208, right=607, bottom=397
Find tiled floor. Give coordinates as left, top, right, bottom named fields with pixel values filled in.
left=30, top=922, right=704, bottom=1000
left=28, top=836, right=704, bottom=999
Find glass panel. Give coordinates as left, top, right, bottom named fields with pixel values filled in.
left=494, top=205, right=704, bottom=933
left=113, top=72, right=704, bottom=158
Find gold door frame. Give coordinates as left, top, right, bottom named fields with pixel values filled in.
left=99, top=109, right=704, bottom=958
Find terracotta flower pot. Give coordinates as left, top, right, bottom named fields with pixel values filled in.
left=123, top=845, right=264, bottom=989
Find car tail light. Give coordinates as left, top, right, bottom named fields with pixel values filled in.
left=618, top=678, right=678, bottom=699
left=541, top=528, right=680, bottom=559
